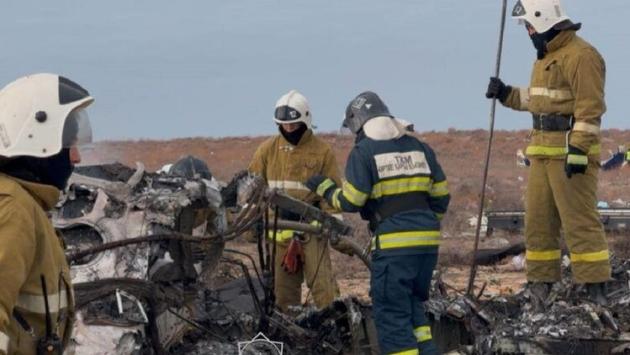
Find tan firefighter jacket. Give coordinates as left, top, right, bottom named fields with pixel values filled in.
left=0, top=174, right=74, bottom=355
left=248, top=130, right=342, bottom=243
left=503, top=30, right=606, bottom=159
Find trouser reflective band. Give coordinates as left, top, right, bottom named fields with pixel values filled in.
left=389, top=349, right=419, bottom=355
left=16, top=290, right=68, bottom=314
left=526, top=249, right=562, bottom=261
left=414, top=325, right=432, bottom=343
left=571, top=250, right=610, bottom=263
left=0, top=330, right=8, bottom=352
left=267, top=229, right=295, bottom=242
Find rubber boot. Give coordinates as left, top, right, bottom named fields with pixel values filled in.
left=526, top=282, right=552, bottom=313
left=586, top=282, right=607, bottom=306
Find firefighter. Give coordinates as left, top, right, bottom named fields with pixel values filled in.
left=248, top=90, right=351, bottom=312
left=0, top=74, right=94, bottom=354
left=486, top=0, right=610, bottom=304
left=306, top=91, right=450, bottom=355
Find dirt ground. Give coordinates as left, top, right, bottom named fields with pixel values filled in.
left=83, top=130, right=630, bottom=304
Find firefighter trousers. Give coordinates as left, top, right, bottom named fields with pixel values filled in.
left=273, top=235, right=339, bottom=311
left=525, top=158, right=611, bottom=283
left=370, top=252, right=439, bottom=355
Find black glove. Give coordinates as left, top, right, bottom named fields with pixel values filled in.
left=485, top=77, right=511, bottom=102
left=565, top=145, right=588, bottom=178
left=305, top=175, right=337, bottom=199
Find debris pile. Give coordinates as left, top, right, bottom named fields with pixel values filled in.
left=428, top=256, right=630, bottom=354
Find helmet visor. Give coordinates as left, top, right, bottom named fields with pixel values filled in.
left=274, top=105, right=302, bottom=122
left=62, top=108, right=92, bottom=148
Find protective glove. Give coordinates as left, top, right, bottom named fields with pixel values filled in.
left=305, top=175, right=337, bottom=200
left=485, top=77, right=511, bottom=102
left=565, top=145, right=588, bottom=178
left=281, top=238, right=304, bottom=274
left=330, top=238, right=355, bottom=257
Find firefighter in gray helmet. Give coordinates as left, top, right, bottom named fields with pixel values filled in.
left=0, top=74, right=95, bottom=355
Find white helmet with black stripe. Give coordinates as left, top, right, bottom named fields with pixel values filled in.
left=512, top=0, right=571, bottom=33
left=273, top=90, right=312, bottom=129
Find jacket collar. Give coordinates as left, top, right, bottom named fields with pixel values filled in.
left=363, top=116, right=410, bottom=141
left=546, top=30, right=576, bottom=53
left=13, top=176, right=60, bottom=211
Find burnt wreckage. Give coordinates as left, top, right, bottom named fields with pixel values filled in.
left=53, top=163, right=378, bottom=354
left=53, top=162, right=630, bottom=354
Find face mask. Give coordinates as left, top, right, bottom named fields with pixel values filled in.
left=279, top=123, right=308, bottom=146
left=0, top=148, right=74, bottom=190
left=528, top=27, right=561, bottom=60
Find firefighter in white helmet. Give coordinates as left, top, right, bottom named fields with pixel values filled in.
left=486, top=0, right=610, bottom=305
left=0, top=74, right=94, bottom=354
left=248, top=90, right=351, bottom=311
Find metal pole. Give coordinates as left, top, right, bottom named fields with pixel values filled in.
left=466, top=0, right=509, bottom=296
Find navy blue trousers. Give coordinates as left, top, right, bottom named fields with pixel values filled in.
left=370, top=252, right=439, bottom=355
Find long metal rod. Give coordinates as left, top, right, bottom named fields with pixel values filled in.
left=466, top=0, right=508, bottom=296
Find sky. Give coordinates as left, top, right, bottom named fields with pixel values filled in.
left=0, top=1, right=628, bottom=140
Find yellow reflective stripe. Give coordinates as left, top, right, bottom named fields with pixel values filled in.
left=389, top=349, right=419, bottom=355
left=573, top=122, right=601, bottom=135
left=518, top=87, right=530, bottom=110
left=626, top=151, right=630, bottom=162
left=529, top=87, right=573, bottom=100
left=525, top=146, right=568, bottom=156
left=267, top=229, right=294, bottom=242
left=567, top=154, right=588, bottom=165
left=268, top=180, right=309, bottom=191
left=331, top=189, right=342, bottom=210
left=0, top=331, right=8, bottom=352
left=436, top=213, right=444, bottom=220
left=525, top=144, right=601, bottom=156
left=372, top=231, right=441, bottom=250
left=316, top=178, right=336, bottom=196
left=429, top=180, right=449, bottom=197
left=526, top=249, right=561, bottom=261
left=571, top=250, right=610, bottom=263
left=371, top=177, right=431, bottom=199
left=342, top=181, right=368, bottom=207
left=16, top=290, right=68, bottom=315
left=414, top=325, right=432, bottom=343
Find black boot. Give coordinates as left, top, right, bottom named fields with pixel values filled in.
left=526, top=282, right=553, bottom=313
left=586, top=282, right=607, bottom=306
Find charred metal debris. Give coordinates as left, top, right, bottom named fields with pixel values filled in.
left=53, top=163, right=377, bottom=354
left=429, top=255, right=630, bottom=354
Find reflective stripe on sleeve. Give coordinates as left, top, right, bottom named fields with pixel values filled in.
left=414, top=325, right=432, bottom=343
left=331, top=189, right=342, bottom=210
left=626, top=151, right=630, bottom=162
left=372, top=231, right=440, bottom=250
left=16, top=290, right=68, bottom=315
left=567, top=154, right=588, bottom=166
left=371, top=177, right=431, bottom=199
left=342, top=181, right=369, bottom=207
left=529, top=87, right=573, bottom=100
left=573, top=122, right=601, bottom=135
left=519, top=87, right=530, bottom=110
left=316, top=178, right=336, bottom=196
left=268, top=180, right=309, bottom=191
left=429, top=180, right=449, bottom=197
left=526, top=249, right=561, bottom=261
left=389, top=349, right=419, bottom=355
left=267, top=229, right=295, bottom=242
left=570, top=250, right=610, bottom=263
left=0, top=331, right=8, bottom=352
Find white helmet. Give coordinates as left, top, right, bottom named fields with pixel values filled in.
left=512, top=0, right=570, bottom=33
left=273, top=90, right=312, bottom=129
left=0, top=73, right=94, bottom=158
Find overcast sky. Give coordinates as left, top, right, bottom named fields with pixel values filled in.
left=0, top=1, right=628, bottom=140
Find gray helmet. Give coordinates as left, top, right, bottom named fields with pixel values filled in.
left=343, top=91, right=392, bottom=134
left=170, top=155, right=212, bottom=180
